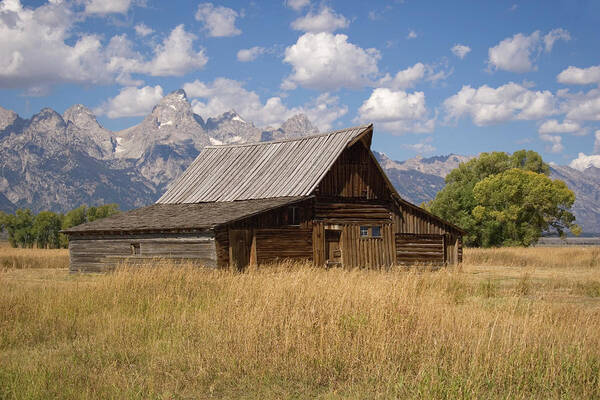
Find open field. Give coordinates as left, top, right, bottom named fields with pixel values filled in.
left=1, top=246, right=600, bottom=399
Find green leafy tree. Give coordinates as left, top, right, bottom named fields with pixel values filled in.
left=33, top=211, right=62, bottom=248
left=429, top=150, right=577, bottom=247
left=62, top=206, right=87, bottom=230
left=472, top=169, right=579, bottom=247
left=3, top=209, right=36, bottom=248
left=87, top=204, right=119, bottom=222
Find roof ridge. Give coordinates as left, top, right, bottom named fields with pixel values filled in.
left=205, top=124, right=372, bottom=149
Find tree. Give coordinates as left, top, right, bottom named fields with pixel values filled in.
left=62, top=206, right=87, bottom=230
left=87, top=204, right=119, bottom=222
left=429, top=150, right=578, bottom=247
left=472, top=169, right=579, bottom=247
left=3, top=209, right=36, bottom=248
left=33, top=211, right=62, bottom=249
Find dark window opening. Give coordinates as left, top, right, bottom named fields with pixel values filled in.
left=131, top=243, right=140, bottom=255
left=360, top=226, right=369, bottom=237
left=371, top=226, right=381, bottom=238
left=288, top=206, right=302, bottom=225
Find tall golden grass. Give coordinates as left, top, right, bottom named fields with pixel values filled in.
left=1, top=246, right=599, bottom=398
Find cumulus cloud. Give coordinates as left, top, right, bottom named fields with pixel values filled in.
left=95, top=85, right=164, bottom=118
left=0, top=0, right=114, bottom=91
left=407, top=30, right=417, bottom=39
left=291, top=7, right=349, bottom=33
left=85, top=0, right=132, bottom=15
left=107, top=25, right=208, bottom=82
left=538, top=119, right=585, bottom=135
left=286, top=0, right=310, bottom=11
left=487, top=29, right=570, bottom=73
left=184, top=78, right=347, bottom=129
left=195, top=3, right=241, bottom=37
left=444, top=82, right=557, bottom=126
left=596, top=130, right=600, bottom=153
left=282, top=32, right=380, bottom=90
left=141, top=25, right=207, bottom=76
left=539, top=134, right=564, bottom=153
left=356, top=88, right=435, bottom=134
left=559, top=88, right=600, bottom=121
left=378, top=62, right=449, bottom=90
left=557, top=65, right=600, bottom=85
left=451, top=44, right=471, bottom=59
left=237, top=46, right=265, bottom=62
left=0, top=2, right=207, bottom=93
left=134, top=23, right=154, bottom=37
left=569, top=152, right=600, bottom=171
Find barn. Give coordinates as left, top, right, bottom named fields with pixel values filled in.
left=64, top=124, right=464, bottom=272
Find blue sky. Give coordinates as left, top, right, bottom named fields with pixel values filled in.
left=1, top=0, right=600, bottom=169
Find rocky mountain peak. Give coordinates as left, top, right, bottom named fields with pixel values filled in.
left=63, top=104, right=98, bottom=127
left=0, top=106, right=20, bottom=132
left=28, top=107, right=66, bottom=133
left=261, top=113, right=319, bottom=142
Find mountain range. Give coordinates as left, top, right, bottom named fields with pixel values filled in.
left=1, top=89, right=599, bottom=233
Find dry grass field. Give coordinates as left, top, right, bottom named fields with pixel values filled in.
left=1, top=245, right=600, bottom=399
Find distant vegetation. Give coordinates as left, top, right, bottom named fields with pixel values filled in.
left=429, top=150, right=580, bottom=247
left=1, top=249, right=600, bottom=398
left=0, top=204, right=119, bottom=249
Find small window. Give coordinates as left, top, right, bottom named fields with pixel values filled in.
left=360, top=226, right=369, bottom=237
left=131, top=243, right=140, bottom=255
left=371, top=226, right=381, bottom=238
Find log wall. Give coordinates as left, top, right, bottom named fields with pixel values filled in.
left=255, top=227, right=313, bottom=264
left=68, top=232, right=216, bottom=272
left=396, top=233, right=445, bottom=265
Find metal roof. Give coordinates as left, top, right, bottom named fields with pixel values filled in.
left=157, top=125, right=372, bottom=204
left=63, top=196, right=311, bottom=234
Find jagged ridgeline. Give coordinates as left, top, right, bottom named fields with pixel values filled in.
left=1, top=89, right=599, bottom=233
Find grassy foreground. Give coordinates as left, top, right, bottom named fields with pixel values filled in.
left=1, top=247, right=600, bottom=399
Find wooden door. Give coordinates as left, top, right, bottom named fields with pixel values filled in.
left=325, top=230, right=342, bottom=267
left=229, top=229, right=252, bottom=270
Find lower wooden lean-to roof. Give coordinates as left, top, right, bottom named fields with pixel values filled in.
left=62, top=196, right=312, bottom=234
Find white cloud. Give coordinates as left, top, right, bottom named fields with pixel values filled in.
left=237, top=46, right=265, bottom=62
left=407, top=30, right=417, bottom=39
left=95, top=85, right=164, bottom=118
left=595, top=130, right=600, bottom=153
left=557, top=65, right=600, bottom=85
left=540, top=134, right=564, bottom=153
left=378, top=62, right=449, bottom=90
left=403, top=137, right=436, bottom=154
left=286, top=0, right=310, bottom=11
left=559, top=88, right=600, bottom=121
left=282, top=32, right=380, bottom=90
left=134, top=23, right=153, bottom=37
left=0, top=2, right=207, bottom=93
left=195, top=3, right=241, bottom=37
left=291, top=7, right=349, bottom=33
left=85, top=0, right=132, bottom=15
left=0, top=0, right=113, bottom=91
left=451, top=44, right=471, bottom=59
left=538, top=119, right=585, bottom=135
left=543, top=28, right=571, bottom=52
left=184, top=78, right=347, bottom=130
left=569, top=152, right=600, bottom=171
left=357, top=88, right=435, bottom=134
left=444, top=82, right=557, bottom=126
left=142, top=25, right=207, bottom=76
left=487, top=29, right=570, bottom=73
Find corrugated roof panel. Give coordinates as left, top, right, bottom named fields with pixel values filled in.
left=157, top=125, right=372, bottom=204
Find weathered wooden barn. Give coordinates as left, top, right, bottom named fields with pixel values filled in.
left=64, top=125, right=464, bottom=272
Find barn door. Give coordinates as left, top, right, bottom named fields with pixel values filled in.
left=325, top=229, right=342, bottom=267
left=229, top=229, right=252, bottom=270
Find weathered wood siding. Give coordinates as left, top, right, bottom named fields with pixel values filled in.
left=396, top=233, right=445, bottom=264
left=255, top=227, right=312, bottom=264
left=68, top=232, right=216, bottom=272
left=317, top=142, right=391, bottom=200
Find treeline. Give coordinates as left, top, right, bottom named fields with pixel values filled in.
left=0, top=204, right=119, bottom=248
